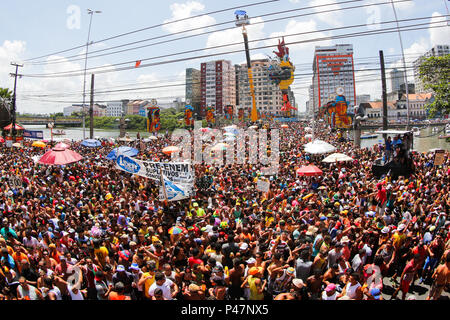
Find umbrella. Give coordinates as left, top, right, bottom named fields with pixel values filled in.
left=322, top=153, right=354, bottom=163
left=168, top=226, right=187, bottom=235
left=162, top=146, right=180, bottom=155
left=304, top=140, right=336, bottom=154
left=211, top=143, right=229, bottom=151
left=12, top=143, right=22, bottom=148
left=297, top=165, right=323, bottom=176
left=249, top=125, right=258, bottom=129
left=0, top=137, right=4, bottom=143
left=81, top=139, right=101, bottom=147
left=224, top=136, right=236, bottom=142
left=281, top=124, right=289, bottom=129
left=223, top=132, right=235, bottom=137
left=32, top=141, right=46, bottom=148
left=304, top=127, right=313, bottom=132
left=38, top=147, right=83, bottom=166
left=54, top=142, right=70, bottom=150
left=107, top=146, right=139, bottom=160
left=200, top=128, right=210, bottom=133
left=149, top=136, right=158, bottom=140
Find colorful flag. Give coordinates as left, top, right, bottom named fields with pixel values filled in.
left=135, top=60, right=142, bottom=68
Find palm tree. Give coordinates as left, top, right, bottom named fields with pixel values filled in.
left=0, top=88, right=12, bottom=101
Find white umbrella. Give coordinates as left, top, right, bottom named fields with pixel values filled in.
left=304, top=140, right=336, bottom=154
left=304, top=127, right=313, bottom=132
left=223, top=132, right=235, bottom=137
left=322, top=153, right=354, bottom=163
left=224, top=136, right=236, bottom=142
left=249, top=125, right=258, bottom=129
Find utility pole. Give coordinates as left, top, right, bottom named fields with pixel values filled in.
left=89, top=74, right=95, bottom=139
left=380, top=51, right=388, bottom=141
left=9, top=63, right=23, bottom=145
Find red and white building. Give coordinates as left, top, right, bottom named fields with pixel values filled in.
left=311, top=44, right=356, bottom=117
left=200, top=60, right=236, bottom=117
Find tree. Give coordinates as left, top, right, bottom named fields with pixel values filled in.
left=418, top=54, right=450, bottom=117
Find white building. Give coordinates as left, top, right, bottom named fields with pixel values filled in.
left=311, top=44, right=356, bottom=116
left=414, top=44, right=450, bottom=93
left=237, top=59, right=283, bottom=117
left=389, top=68, right=405, bottom=92
left=106, top=101, right=127, bottom=117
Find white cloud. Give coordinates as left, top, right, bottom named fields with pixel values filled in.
left=309, top=0, right=344, bottom=28
left=0, top=40, right=27, bottom=90
left=163, top=1, right=216, bottom=35
left=429, top=12, right=450, bottom=46
left=205, top=17, right=266, bottom=57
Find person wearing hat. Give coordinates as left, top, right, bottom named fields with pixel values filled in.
left=129, top=263, right=143, bottom=300
left=367, top=287, right=383, bottom=300
left=321, top=283, right=338, bottom=300
left=241, top=267, right=265, bottom=300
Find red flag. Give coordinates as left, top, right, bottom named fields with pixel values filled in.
left=135, top=60, right=142, bottom=68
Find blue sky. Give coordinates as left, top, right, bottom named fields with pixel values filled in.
left=0, top=0, right=449, bottom=114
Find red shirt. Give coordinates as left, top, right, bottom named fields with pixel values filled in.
left=188, top=257, right=204, bottom=269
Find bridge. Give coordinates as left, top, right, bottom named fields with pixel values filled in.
left=360, top=122, right=447, bottom=130
left=16, top=117, right=83, bottom=128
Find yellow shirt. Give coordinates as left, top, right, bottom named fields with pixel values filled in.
left=142, top=272, right=155, bottom=298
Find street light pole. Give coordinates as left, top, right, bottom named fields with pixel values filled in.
left=82, top=9, right=101, bottom=140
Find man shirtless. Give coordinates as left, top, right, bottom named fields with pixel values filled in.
left=427, top=252, right=450, bottom=300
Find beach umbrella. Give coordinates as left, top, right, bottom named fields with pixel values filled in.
left=296, top=165, right=323, bottom=176
left=149, top=136, right=158, bottom=140
left=304, top=140, right=336, bottom=154
left=81, top=139, right=101, bottom=147
left=200, top=128, right=210, bottom=133
left=32, top=141, right=46, bottom=148
left=224, top=136, right=236, bottom=142
left=107, top=146, right=139, bottom=160
left=12, top=143, right=22, bottom=148
left=168, top=226, right=187, bottom=235
left=162, top=146, right=180, bottom=155
left=211, top=143, right=229, bottom=152
left=54, top=142, right=70, bottom=150
left=0, top=137, right=4, bottom=143
left=281, top=124, right=289, bottom=129
left=322, top=153, right=354, bottom=163
left=38, top=147, right=83, bottom=166
left=223, top=132, right=235, bottom=137
left=249, top=125, right=258, bottom=130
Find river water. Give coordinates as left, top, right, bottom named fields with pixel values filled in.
left=25, top=125, right=449, bottom=153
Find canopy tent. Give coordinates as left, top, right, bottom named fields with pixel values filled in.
left=4, top=123, right=25, bottom=130
left=106, top=146, right=139, bottom=160
left=322, top=153, right=354, bottom=163
left=296, top=165, right=323, bottom=176
left=81, top=139, right=101, bottom=147
left=304, top=140, right=336, bottom=154
left=38, top=147, right=83, bottom=166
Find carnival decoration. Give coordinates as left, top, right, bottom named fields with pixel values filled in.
left=224, top=105, right=234, bottom=121
left=185, top=105, right=194, bottom=127
left=318, top=89, right=353, bottom=129
left=238, top=108, right=245, bottom=122
left=206, top=106, right=215, bottom=126
left=268, top=37, right=296, bottom=118
left=147, top=106, right=161, bottom=133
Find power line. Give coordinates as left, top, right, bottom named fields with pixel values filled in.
left=23, top=0, right=281, bottom=62
left=20, top=18, right=449, bottom=78
left=28, top=0, right=383, bottom=66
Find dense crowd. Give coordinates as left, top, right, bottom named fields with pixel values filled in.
left=0, top=121, right=449, bottom=301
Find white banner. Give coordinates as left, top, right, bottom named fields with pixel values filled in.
left=115, top=154, right=194, bottom=185
left=159, top=175, right=194, bottom=202
left=256, top=179, right=270, bottom=193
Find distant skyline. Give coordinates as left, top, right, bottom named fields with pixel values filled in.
left=1, top=0, right=449, bottom=114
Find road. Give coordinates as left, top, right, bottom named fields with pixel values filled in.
left=381, top=276, right=450, bottom=300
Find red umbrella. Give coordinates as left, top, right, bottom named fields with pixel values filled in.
left=0, top=137, right=4, bottom=143
left=296, top=165, right=323, bottom=176
left=38, top=147, right=83, bottom=166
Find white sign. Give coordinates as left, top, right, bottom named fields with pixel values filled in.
left=9, top=176, right=22, bottom=189
left=115, top=154, right=194, bottom=185
left=256, top=179, right=270, bottom=193
left=159, top=177, right=193, bottom=202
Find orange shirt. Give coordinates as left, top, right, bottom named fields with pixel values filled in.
left=109, top=292, right=130, bottom=300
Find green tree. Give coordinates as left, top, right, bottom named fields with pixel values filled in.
left=0, top=88, right=12, bottom=109
left=418, top=54, right=450, bottom=117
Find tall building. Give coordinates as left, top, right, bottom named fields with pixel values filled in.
left=389, top=68, right=405, bottom=92
left=414, top=44, right=450, bottom=93
left=236, top=59, right=284, bottom=117
left=312, top=44, right=356, bottom=113
left=185, top=68, right=201, bottom=117
left=200, top=60, right=236, bottom=117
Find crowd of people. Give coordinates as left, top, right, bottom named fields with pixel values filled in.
left=0, top=121, right=449, bottom=301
